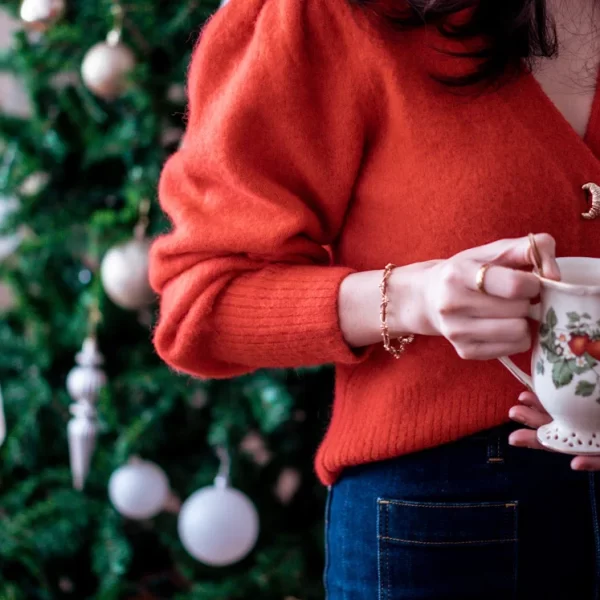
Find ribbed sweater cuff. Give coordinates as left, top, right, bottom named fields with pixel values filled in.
left=213, top=265, right=371, bottom=368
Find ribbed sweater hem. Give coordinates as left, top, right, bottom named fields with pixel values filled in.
left=315, top=378, right=518, bottom=486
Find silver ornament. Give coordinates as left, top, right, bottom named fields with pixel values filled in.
left=81, top=30, right=135, bottom=101
left=20, top=0, right=65, bottom=32
left=100, top=237, right=154, bottom=310
left=66, top=337, right=106, bottom=490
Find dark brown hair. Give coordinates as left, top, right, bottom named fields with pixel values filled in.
left=352, top=0, right=558, bottom=85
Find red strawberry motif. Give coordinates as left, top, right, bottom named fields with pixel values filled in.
left=586, top=340, right=600, bottom=361
left=569, top=334, right=590, bottom=357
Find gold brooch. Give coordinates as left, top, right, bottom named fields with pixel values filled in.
left=582, top=183, right=600, bottom=220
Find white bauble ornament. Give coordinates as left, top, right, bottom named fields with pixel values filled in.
left=178, top=481, right=259, bottom=566
left=20, top=0, right=65, bottom=32
left=81, top=32, right=135, bottom=100
left=109, top=459, right=170, bottom=520
left=100, top=238, right=154, bottom=310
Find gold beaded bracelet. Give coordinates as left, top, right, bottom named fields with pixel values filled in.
left=379, top=263, right=415, bottom=359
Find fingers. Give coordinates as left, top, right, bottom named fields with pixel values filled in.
left=442, top=317, right=531, bottom=359
left=516, top=390, right=546, bottom=412
left=444, top=317, right=529, bottom=343
left=570, top=456, right=600, bottom=471
left=453, top=340, right=531, bottom=360
left=509, top=391, right=600, bottom=471
left=442, top=260, right=540, bottom=300
left=508, top=405, right=552, bottom=429
left=458, top=233, right=561, bottom=281
left=530, top=233, right=561, bottom=281
left=469, top=262, right=541, bottom=299
left=447, top=290, right=531, bottom=319
left=508, top=428, right=548, bottom=450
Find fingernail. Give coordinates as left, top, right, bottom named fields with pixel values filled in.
left=508, top=434, right=518, bottom=446
left=518, top=392, right=528, bottom=402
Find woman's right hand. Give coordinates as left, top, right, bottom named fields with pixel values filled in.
left=412, top=233, right=561, bottom=360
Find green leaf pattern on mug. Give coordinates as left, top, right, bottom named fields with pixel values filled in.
left=552, top=361, right=573, bottom=388
left=576, top=381, right=596, bottom=397
left=539, top=308, right=600, bottom=397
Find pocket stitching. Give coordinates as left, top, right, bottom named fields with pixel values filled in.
left=379, top=536, right=518, bottom=546
left=379, top=499, right=517, bottom=510
left=377, top=499, right=519, bottom=599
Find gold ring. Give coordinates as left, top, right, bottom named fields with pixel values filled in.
left=528, top=233, right=544, bottom=278
left=476, top=263, right=492, bottom=295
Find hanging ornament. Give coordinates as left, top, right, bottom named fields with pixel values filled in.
left=19, top=0, right=65, bottom=32
left=108, top=458, right=170, bottom=520
left=178, top=447, right=260, bottom=566
left=66, top=325, right=106, bottom=490
left=81, top=3, right=135, bottom=100
left=100, top=199, right=154, bottom=310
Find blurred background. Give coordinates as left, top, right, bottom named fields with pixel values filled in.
left=0, top=1, right=332, bottom=598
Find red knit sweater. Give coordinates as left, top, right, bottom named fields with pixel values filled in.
left=149, top=0, right=600, bottom=485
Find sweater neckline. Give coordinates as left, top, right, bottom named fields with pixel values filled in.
left=524, top=65, right=600, bottom=162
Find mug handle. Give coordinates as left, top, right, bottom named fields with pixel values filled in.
left=496, top=303, right=542, bottom=392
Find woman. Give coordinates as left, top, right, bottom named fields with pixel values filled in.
left=150, top=0, right=600, bottom=597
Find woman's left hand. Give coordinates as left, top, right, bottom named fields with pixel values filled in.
left=509, top=391, right=600, bottom=471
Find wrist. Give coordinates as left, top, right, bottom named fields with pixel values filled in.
left=387, top=262, right=440, bottom=337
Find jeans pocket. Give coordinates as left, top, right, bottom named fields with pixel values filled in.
left=377, top=499, right=518, bottom=600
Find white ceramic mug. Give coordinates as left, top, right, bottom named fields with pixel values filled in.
left=500, top=257, right=600, bottom=454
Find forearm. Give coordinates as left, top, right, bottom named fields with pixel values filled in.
left=338, top=261, right=441, bottom=348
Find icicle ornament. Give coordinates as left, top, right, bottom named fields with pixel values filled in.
left=66, top=336, right=106, bottom=490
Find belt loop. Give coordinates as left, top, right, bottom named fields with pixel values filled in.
left=487, top=430, right=505, bottom=465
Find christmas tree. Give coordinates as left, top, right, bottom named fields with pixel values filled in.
left=0, top=1, right=330, bottom=598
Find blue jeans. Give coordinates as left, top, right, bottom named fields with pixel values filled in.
left=324, top=424, right=600, bottom=599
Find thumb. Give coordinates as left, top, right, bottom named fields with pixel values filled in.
left=458, top=234, right=561, bottom=281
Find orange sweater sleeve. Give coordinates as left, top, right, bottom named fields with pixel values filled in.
left=150, top=0, right=373, bottom=379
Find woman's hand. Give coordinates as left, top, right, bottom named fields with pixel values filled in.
left=339, top=233, right=560, bottom=354
left=509, top=391, right=600, bottom=471
left=415, top=234, right=561, bottom=360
